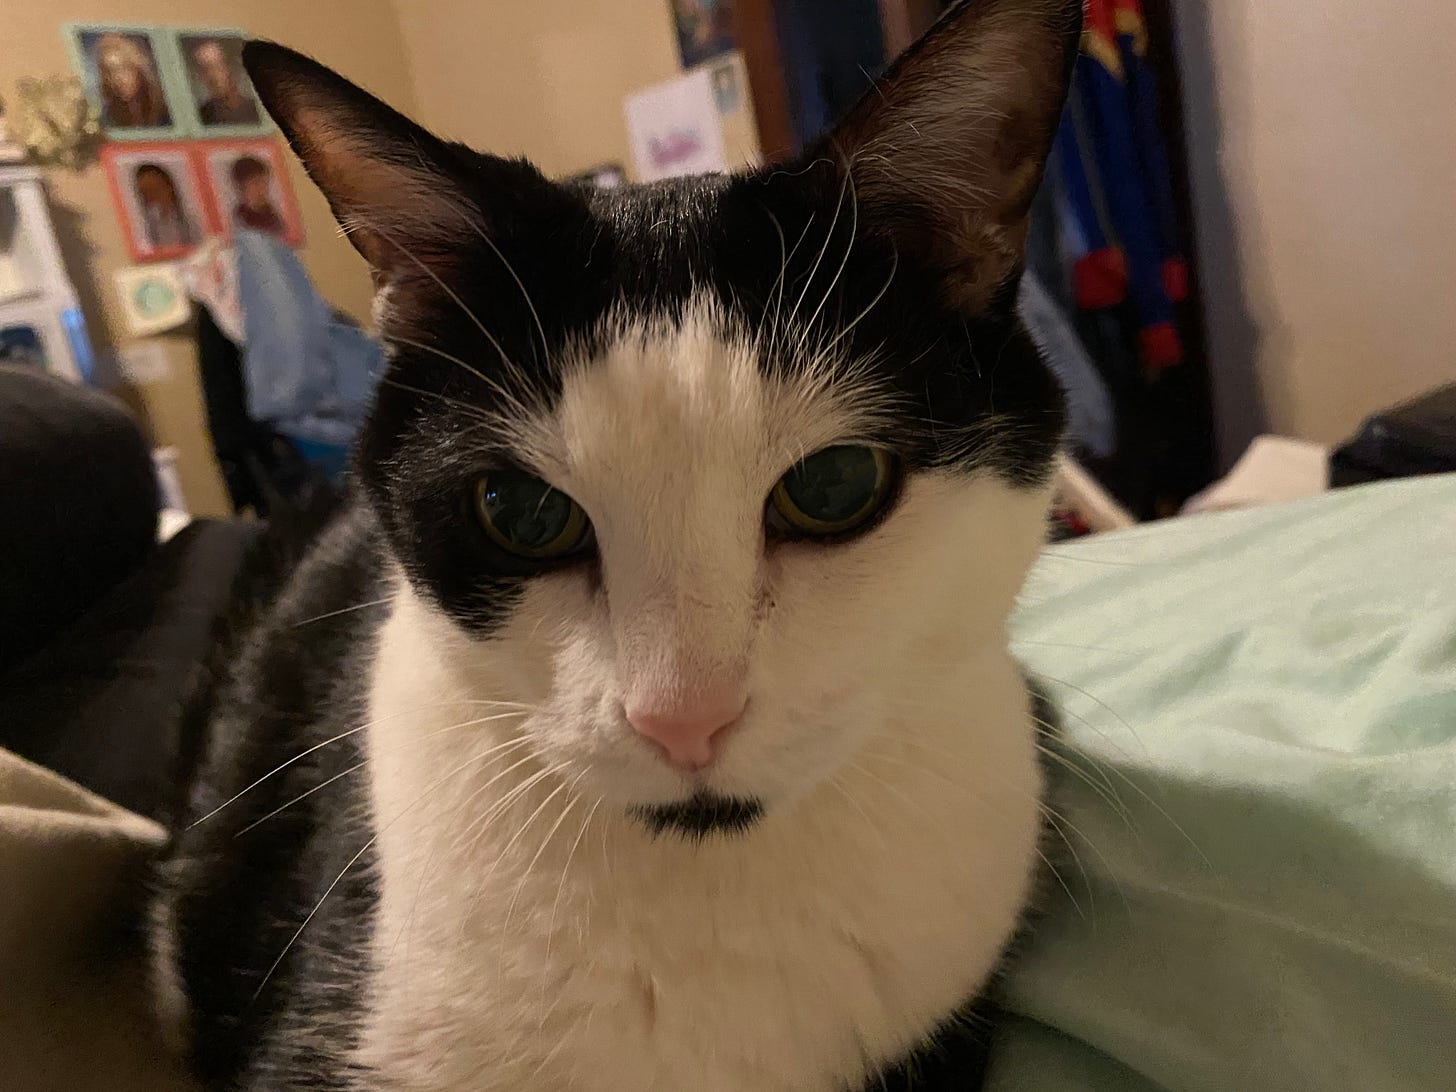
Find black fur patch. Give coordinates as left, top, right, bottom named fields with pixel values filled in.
left=158, top=507, right=385, bottom=1088
left=635, top=791, right=765, bottom=839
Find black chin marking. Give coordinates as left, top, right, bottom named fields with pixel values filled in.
left=635, top=792, right=763, bottom=839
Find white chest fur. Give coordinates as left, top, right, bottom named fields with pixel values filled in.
left=354, top=592, right=1043, bottom=1092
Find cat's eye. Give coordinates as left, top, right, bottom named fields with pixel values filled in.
left=768, top=445, right=896, bottom=538
left=474, top=469, right=592, bottom=559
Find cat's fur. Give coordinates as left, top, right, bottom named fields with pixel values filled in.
left=153, top=1, right=1082, bottom=1088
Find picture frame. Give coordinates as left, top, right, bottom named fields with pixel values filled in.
left=670, top=0, right=737, bottom=69
left=168, top=27, right=272, bottom=138
left=196, top=137, right=304, bottom=248
left=112, top=261, right=190, bottom=336
left=100, top=141, right=218, bottom=262
left=64, top=23, right=187, bottom=141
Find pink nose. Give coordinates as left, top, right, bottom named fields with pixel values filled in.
left=626, top=688, right=746, bottom=772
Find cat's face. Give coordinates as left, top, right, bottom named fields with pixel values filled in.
left=246, top=0, right=1080, bottom=835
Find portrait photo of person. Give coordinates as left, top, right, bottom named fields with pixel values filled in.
left=229, top=155, right=284, bottom=236
left=202, top=139, right=304, bottom=248
left=102, top=143, right=215, bottom=261
left=177, top=31, right=267, bottom=132
left=134, top=163, right=198, bottom=249
left=68, top=26, right=179, bottom=136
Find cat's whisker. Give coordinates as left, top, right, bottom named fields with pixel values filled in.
left=784, top=164, right=851, bottom=344
left=1042, top=727, right=1211, bottom=869
left=842, top=757, right=942, bottom=831
left=466, top=219, right=550, bottom=366
left=350, top=215, right=540, bottom=407
left=390, top=736, right=542, bottom=960
left=463, top=763, right=560, bottom=846
left=1011, top=637, right=1142, bottom=657
left=451, top=753, right=559, bottom=860
left=1031, top=742, right=1137, bottom=833
left=189, top=702, right=537, bottom=829
left=385, top=333, right=532, bottom=419
left=289, top=595, right=398, bottom=629
left=1038, top=550, right=1145, bottom=568
left=234, top=726, right=535, bottom=840
left=377, top=375, right=498, bottom=425
left=824, top=775, right=888, bottom=853
left=494, top=771, right=584, bottom=877
left=493, top=772, right=587, bottom=985
left=813, top=243, right=899, bottom=367
left=450, top=761, right=571, bottom=946
left=253, top=740, right=511, bottom=1002
left=539, top=793, right=601, bottom=1025
left=799, top=163, right=860, bottom=361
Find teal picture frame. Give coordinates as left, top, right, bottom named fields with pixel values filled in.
left=167, top=27, right=273, bottom=139
left=63, top=22, right=188, bottom=142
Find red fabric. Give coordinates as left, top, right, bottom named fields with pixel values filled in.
left=1084, top=0, right=1118, bottom=39
left=1162, top=257, right=1190, bottom=303
left=1140, top=320, right=1183, bottom=370
left=1074, top=248, right=1129, bottom=310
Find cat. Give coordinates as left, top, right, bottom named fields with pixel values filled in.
left=151, top=1, right=1082, bottom=1088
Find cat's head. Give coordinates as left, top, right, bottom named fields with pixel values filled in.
left=245, top=0, right=1079, bottom=837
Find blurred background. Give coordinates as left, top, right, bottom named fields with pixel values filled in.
left=2, top=0, right=1454, bottom=524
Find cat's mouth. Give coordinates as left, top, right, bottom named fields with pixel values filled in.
left=634, top=791, right=764, bottom=839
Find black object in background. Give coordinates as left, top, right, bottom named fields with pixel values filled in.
left=774, top=0, right=886, bottom=154
left=0, top=520, right=257, bottom=820
left=194, top=303, right=332, bottom=516
left=0, top=364, right=159, bottom=673
left=1330, top=384, right=1456, bottom=487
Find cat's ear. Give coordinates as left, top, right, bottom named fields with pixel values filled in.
left=818, top=0, right=1082, bottom=311
left=241, top=41, right=484, bottom=280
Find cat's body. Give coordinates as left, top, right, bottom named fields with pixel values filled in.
left=164, top=501, right=1044, bottom=1091
left=154, top=3, right=1084, bottom=1088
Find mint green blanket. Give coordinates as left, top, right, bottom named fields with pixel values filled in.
left=993, top=474, right=1456, bottom=1090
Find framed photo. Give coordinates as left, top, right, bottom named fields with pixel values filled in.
left=64, top=23, right=185, bottom=140
left=670, top=0, right=736, bottom=69
left=112, top=262, right=190, bottom=336
left=170, top=28, right=271, bottom=136
left=101, top=142, right=217, bottom=262
left=197, top=138, right=304, bottom=247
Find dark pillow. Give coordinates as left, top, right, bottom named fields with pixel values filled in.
left=0, top=365, right=159, bottom=672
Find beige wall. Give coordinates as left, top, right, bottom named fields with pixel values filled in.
left=394, top=0, right=692, bottom=177
left=1173, top=1, right=1456, bottom=460
left=2, top=1, right=414, bottom=516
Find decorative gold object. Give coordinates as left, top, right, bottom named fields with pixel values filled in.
left=12, top=76, right=103, bottom=170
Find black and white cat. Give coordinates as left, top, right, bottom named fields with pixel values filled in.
left=153, top=1, right=1082, bottom=1088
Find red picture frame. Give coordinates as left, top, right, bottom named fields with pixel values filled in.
left=100, top=140, right=218, bottom=262
left=101, top=136, right=305, bottom=263
left=194, top=137, right=305, bottom=249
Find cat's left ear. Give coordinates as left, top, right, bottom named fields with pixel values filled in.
left=817, top=0, right=1082, bottom=311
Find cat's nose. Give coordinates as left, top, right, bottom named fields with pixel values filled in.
left=625, top=688, right=747, bottom=772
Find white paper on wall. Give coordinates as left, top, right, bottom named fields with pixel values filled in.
left=624, top=68, right=728, bottom=183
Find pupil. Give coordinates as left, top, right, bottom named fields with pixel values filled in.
left=485, top=472, right=570, bottom=547
left=787, top=447, right=877, bottom=520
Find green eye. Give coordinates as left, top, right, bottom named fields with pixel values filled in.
left=474, top=469, right=591, bottom=559
left=769, top=445, right=895, bottom=537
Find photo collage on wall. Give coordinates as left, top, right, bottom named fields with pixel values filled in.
left=66, top=23, right=304, bottom=263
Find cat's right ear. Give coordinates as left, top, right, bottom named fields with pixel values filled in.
left=242, top=41, right=482, bottom=281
